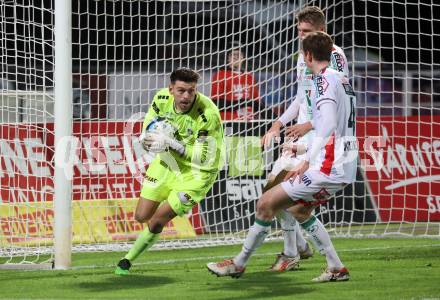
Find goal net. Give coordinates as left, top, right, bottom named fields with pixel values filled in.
left=1, top=0, right=439, bottom=268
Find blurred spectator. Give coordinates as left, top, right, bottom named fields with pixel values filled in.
left=211, top=45, right=271, bottom=120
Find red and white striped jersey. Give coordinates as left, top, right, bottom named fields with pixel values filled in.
left=309, top=68, right=358, bottom=183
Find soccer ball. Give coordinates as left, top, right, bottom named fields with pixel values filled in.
left=142, top=117, right=176, bottom=153
left=145, top=117, right=176, bottom=138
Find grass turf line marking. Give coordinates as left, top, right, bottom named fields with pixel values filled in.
left=70, top=242, right=440, bottom=271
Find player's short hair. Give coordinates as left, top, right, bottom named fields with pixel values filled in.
left=170, top=68, right=200, bottom=83
left=296, top=6, right=325, bottom=28
left=302, top=31, right=333, bottom=61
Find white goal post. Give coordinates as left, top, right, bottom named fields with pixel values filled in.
left=53, top=0, right=72, bottom=270
left=0, top=0, right=439, bottom=269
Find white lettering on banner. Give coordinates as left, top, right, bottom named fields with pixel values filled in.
left=74, top=184, right=88, bottom=200
left=89, top=184, right=104, bottom=200
left=25, top=138, right=52, bottom=177
left=69, top=139, right=87, bottom=176
left=102, top=136, right=127, bottom=175
left=362, top=135, right=387, bottom=174
left=233, top=206, right=253, bottom=220
left=0, top=125, right=152, bottom=203
left=75, top=136, right=151, bottom=177
left=410, top=144, right=427, bottom=174
left=0, top=138, right=51, bottom=178
left=226, top=180, right=242, bottom=202
left=226, top=179, right=267, bottom=202
left=5, top=185, right=53, bottom=203
left=123, top=136, right=137, bottom=174
left=434, top=140, right=440, bottom=166
left=39, top=185, right=54, bottom=200
left=242, top=179, right=258, bottom=200
left=395, top=144, right=414, bottom=175
left=422, top=141, right=434, bottom=165
left=427, top=196, right=440, bottom=213
left=11, top=189, right=28, bottom=203
left=0, top=139, right=30, bottom=177
left=106, top=183, right=114, bottom=199
left=72, top=182, right=139, bottom=201
left=363, top=125, right=440, bottom=189
left=128, top=181, right=137, bottom=197
left=385, top=175, right=440, bottom=190
left=82, top=137, right=107, bottom=174
left=113, top=183, right=128, bottom=199
left=387, top=144, right=404, bottom=175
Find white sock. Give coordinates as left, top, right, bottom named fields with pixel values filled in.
left=295, top=222, right=308, bottom=253
left=276, top=210, right=298, bottom=257
left=233, top=219, right=271, bottom=267
left=300, top=215, right=344, bottom=270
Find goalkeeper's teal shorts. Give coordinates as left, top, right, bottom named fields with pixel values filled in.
left=140, top=157, right=218, bottom=216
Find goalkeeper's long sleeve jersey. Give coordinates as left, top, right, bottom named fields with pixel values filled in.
left=143, top=88, right=224, bottom=173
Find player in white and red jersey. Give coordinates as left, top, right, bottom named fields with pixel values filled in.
left=304, top=69, right=357, bottom=183
left=208, top=31, right=357, bottom=283
left=261, top=6, right=349, bottom=272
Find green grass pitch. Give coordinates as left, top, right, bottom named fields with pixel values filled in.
left=1, top=238, right=439, bottom=299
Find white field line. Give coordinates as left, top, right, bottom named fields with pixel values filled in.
left=70, top=242, right=440, bottom=271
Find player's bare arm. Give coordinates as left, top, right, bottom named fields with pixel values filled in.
left=261, top=120, right=283, bottom=147
left=285, top=121, right=313, bottom=139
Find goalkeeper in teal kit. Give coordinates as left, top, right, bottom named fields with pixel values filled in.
left=115, top=68, right=224, bottom=275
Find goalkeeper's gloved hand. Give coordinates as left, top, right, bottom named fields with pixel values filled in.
left=141, top=132, right=165, bottom=153
left=141, top=131, right=185, bottom=155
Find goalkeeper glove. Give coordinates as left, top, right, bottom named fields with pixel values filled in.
left=141, top=132, right=185, bottom=155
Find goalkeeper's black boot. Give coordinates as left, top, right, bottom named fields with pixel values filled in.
left=115, top=258, right=131, bottom=275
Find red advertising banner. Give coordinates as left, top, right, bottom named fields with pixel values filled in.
left=0, top=121, right=197, bottom=245
left=0, top=122, right=148, bottom=203
left=1, top=116, right=439, bottom=234
left=358, top=115, right=440, bottom=222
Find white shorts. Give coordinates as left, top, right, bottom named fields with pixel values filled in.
left=280, top=169, right=346, bottom=207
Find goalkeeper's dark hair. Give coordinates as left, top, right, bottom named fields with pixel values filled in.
left=170, top=68, right=200, bottom=83
left=297, top=6, right=325, bottom=28
left=302, top=31, right=333, bottom=61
